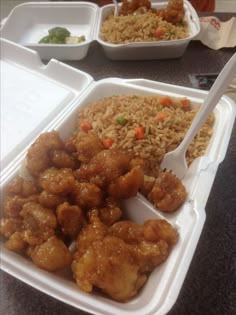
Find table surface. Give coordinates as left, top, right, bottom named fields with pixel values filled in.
left=1, top=12, right=236, bottom=315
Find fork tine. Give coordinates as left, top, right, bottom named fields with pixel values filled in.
left=160, top=146, right=188, bottom=179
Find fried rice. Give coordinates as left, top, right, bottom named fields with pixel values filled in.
left=77, top=95, right=214, bottom=176
left=100, top=12, right=189, bottom=44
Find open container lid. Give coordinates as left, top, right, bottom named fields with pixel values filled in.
left=0, top=38, right=93, bottom=176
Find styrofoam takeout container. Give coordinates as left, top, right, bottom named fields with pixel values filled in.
left=1, top=38, right=235, bottom=315
left=0, top=1, right=200, bottom=60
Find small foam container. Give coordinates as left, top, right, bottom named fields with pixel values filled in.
left=0, top=1, right=98, bottom=61
left=0, top=1, right=200, bottom=60
left=1, top=38, right=235, bottom=315
left=96, top=0, right=200, bottom=60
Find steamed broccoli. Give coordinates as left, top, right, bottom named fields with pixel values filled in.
left=38, top=27, right=71, bottom=44
left=39, top=35, right=51, bottom=44
left=48, top=27, right=71, bottom=40
left=38, top=26, right=86, bottom=45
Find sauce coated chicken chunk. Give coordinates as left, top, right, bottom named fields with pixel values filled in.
left=27, top=236, right=72, bottom=271
left=56, top=202, right=85, bottom=239
left=0, top=130, right=183, bottom=302
left=75, top=132, right=104, bottom=163
left=71, top=181, right=103, bottom=209
left=72, top=215, right=178, bottom=301
left=108, top=167, right=144, bottom=199
left=5, top=176, right=38, bottom=197
left=39, top=167, right=76, bottom=195
left=26, top=131, right=64, bottom=177
left=98, top=197, right=123, bottom=226
left=72, top=236, right=147, bottom=302
left=75, top=149, right=131, bottom=188
left=148, top=172, right=187, bottom=212
left=20, top=202, right=57, bottom=246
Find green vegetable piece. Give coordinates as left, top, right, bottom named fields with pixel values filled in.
left=117, top=116, right=127, bottom=125
left=48, top=27, right=71, bottom=41
left=39, top=35, right=51, bottom=44
left=49, top=36, right=65, bottom=44
left=79, top=35, right=86, bottom=42
left=38, top=35, right=65, bottom=44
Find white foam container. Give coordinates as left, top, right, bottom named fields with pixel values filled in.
left=0, top=1, right=200, bottom=61
left=1, top=38, right=235, bottom=315
left=96, top=0, right=200, bottom=60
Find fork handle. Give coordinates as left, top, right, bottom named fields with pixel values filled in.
left=112, top=0, right=119, bottom=16
left=178, top=53, right=236, bottom=154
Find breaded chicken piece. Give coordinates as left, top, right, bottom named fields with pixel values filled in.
left=38, top=190, right=66, bottom=209
left=3, top=177, right=39, bottom=218
left=38, top=167, right=76, bottom=195
left=109, top=221, right=144, bottom=244
left=28, top=235, right=72, bottom=271
left=3, top=194, right=39, bottom=218
left=20, top=202, right=57, bottom=245
left=162, top=0, right=184, bottom=24
left=119, top=0, right=151, bottom=16
left=143, top=219, right=178, bottom=246
left=98, top=197, right=123, bottom=226
left=4, top=177, right=38, bottom=197
left=49, top=149, right=78, bottom=169
left=109, top=219, right=178, bottom=272
left=148, top=172, right=187, bottom=212
left=71, top=181, right=103, bottom=209
left=110, top=219, right=178, bottom=247
left=27, top=131, right=64, bottom=177
left=75, top=133, right=104, bottom=163
left=75, top=209, right=108, bottom=259
left=75, top=149, right=131, bottom=188
left=129, top=156, right=152, bottom=175
left=108, top=167, right=144, bottom=199
left=131, top=239, right=169, bottom=273
left=56, top=202, right=85, bottom=239
left=5, top=231, right=26, bottom=252
left=72, top=236, right=147, bottom=302
left=0, top=217, right=23, bottom=238
left=64, top=135, right=77, bottom=153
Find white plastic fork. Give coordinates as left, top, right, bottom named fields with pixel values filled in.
left=160, top=52, right=236, bottom=179
left=112, top=0, right=119, bottom=16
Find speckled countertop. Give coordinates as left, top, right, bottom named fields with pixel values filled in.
left=1, top=10, right=236, bottom=315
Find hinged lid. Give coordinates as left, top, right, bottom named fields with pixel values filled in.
left=0, top=38, right=93, bottom=173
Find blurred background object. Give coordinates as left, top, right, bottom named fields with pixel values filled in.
left=189, top=0, right=215, bottom=12
left=1, top=0, right=236, bottom=21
